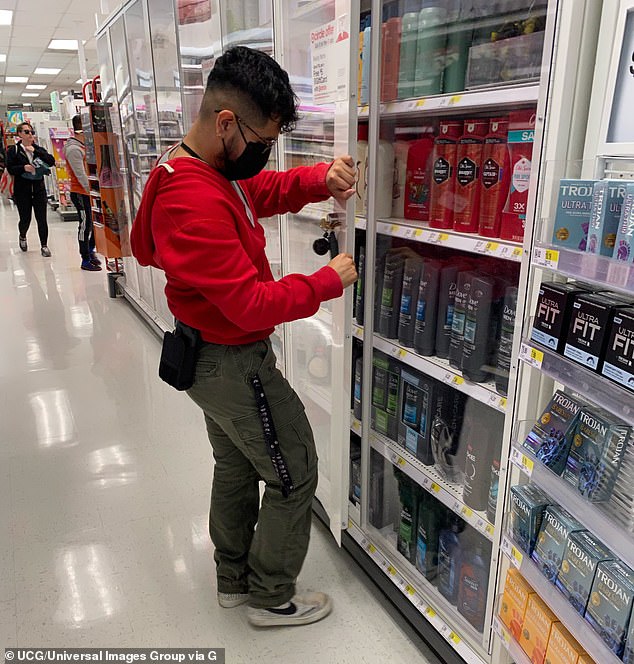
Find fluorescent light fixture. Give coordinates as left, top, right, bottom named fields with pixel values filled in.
left=26, top=84, right=46, bottom=90
left=48, top=39, right=79, bottom=50
left=6, top=76, right=29, bottom=83
left=0, top=54, right=6, bottom=63
left=22, top=93, right=39, bottom=97
left=0, top=10, right=13, bottom=26
left=34, top=67, right=61, bottom=75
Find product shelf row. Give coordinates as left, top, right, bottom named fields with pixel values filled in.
left=346, top=520, right=487, bottom=664
left=370, top=430, right=495, bottom=542
left=352, top=324, right=507, bottom=413
left=491, top=614, right=531, bottom=664
left=357, top=83, right=540, bottom=120
left=518, top=340, right=634, bottom=425
left=355, top=218, right=524, bottom=263
left=500, top=535, right=621, bottom=664
left=533, top=242, right=634, bottom=296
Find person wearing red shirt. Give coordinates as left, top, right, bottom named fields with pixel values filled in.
left=131, top=46, right=357, bottom=627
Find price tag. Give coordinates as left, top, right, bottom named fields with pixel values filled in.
left=397, top=456, right=406, bottom=467
left=462, top=506, right=474, bottom=518
left=494, top=618, right=511, bottom=646
left=387, top=565, right=397, bottom=576
left=511, top=448, right=534, bottom=476
left=486, top=241, right=500, bottom=253
left=414, top=229, right=423, bottom=237
left=431, top=482, right=441, bottom=493
left=425, top=607, right=437, bottom=619
left=404, top=228, right=415, bottom=239
left=474, top=240, right=486, bottom=253
left=368, top=544, right=376, bottom=554
left=405, top=584, right=416, bottom=596
left=452, top=375, right=464, bottom=386
left=500, top=397, right=507, bottom=409
left=449, top=632, right=461, bottom=645
left=438, top=97, right=450, bottom=108
left=399, top=348, right=407, bottom=359
left=391, top=224, right=399, bottom=234
left=416, top=99, right=426, bottom=108
left=476, top=518, right=485, bottom=530
left=502, top=537, right=524, bottom=569
left=519, top=342, right=544, bottom=369
left=485, top=524, right=495, bottom=538
left=452, top=500, right=462, bottom=513
left=421, top=476, right=432, bottom=489
left=439, top=624, right=451, bottom=638
left=513, top=247, right=523, bottom=258
left=533, top=246, right=560, bottom=269
left=449, top=95, right=463, bottom=105
left=430, top=232, right=449, bottom=244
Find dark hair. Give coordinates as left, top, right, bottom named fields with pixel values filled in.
left=205, top=46, right=299, bottom=133
left=72, top=115, right=83, bottom=132
left=17, top=122, right=34, bottom=134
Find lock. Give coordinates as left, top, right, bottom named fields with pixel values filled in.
left=313, top=213, right=343, bottom=259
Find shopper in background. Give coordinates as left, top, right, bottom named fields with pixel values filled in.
left=6, top=122, right=55, bottom=256
left=66, top=115, right=102, bottom=272
left=131, top=46, right=356, bottom=628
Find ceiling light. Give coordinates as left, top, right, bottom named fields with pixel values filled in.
left=6, top=76, right=29, bottom=83
left=48, top=39, right=79, bottom=50
left=0, top=10, right=13, bottom=26
left=26, top=84, right=46, bottom=90
left=22, top=93, right=39, bottom=97
left=34, top=68, right=61, bottom=75
left=0, top=54, right=6, bottom=63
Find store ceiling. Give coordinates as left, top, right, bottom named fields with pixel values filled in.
left=0, top=0, right=110, bottom=108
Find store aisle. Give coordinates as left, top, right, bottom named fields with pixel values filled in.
left=0, top=200, right=435, bottom=662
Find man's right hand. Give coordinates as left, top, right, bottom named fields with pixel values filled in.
left=328, top=253, right=357, bottom=288
left=24, top=164, right=36, bottom=174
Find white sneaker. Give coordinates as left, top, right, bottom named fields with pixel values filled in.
left=247, top=592, right=332, bottom=627
left=217, top=592, right=249, bottom=608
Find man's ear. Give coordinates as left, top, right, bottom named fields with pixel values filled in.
left=215, top=109, right=236, bottom=138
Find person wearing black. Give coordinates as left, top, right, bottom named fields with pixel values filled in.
left=6, top=122, right=56, bottom=257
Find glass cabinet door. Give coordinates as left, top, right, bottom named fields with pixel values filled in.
left=277, top=0, right=357, bottom=541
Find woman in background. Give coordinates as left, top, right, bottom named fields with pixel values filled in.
left=6, top=122, right=55, bottom=256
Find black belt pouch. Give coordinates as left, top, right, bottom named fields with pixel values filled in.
left=158, top=322, right=201, bottom=391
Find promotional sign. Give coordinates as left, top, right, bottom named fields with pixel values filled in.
left=310, top=17, right=350, bottom=105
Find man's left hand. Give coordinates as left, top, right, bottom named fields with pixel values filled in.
left=327, top=155, right=356, bottom=204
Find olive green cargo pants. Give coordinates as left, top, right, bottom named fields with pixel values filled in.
left=186, top=337, right=318, bottom=608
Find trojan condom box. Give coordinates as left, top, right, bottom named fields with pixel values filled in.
left=585, top=560, right=634, bottom=657
left=614, top=182, right=634, bottom=263
left=556, top=530, right=614, bottom=615
left=509, top=484, right=550, bottom=555
left=531, top=282, right=591, bottom=353
left=544, top=622, right=586, bottom=664
left=519, top=594, right=560, bottom=664
left=500, top=567, right=535, bottom=640
left=564, top=292, right=632, bottom=373
left=622, top=602, right=634, bottom=663
left=552, top=179, right=595, bottom=251
left=524, top=390, right=584, bottom=475
left=563, top=405, right=630, bottom=502
left=531, top=505, right=584, bottom=583
left=587, top=180, right=626, bottom=257
left=602, top=308, right=634, bottom=393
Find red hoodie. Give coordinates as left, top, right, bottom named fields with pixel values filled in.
left=130, top=158, right=343, bottom=345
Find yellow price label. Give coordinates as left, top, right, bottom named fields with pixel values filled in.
left=416, top=99, right=426, bottom=107
left=450, top=633, right=461, bottom=645
left=531, top=348, right=544, bottom=363
left=500, top=397, right=507, bottom=409
left=522, top=455, right=535, bottom=473
left=439, top=233, right=449, bottom=242
left=391, top=224, right=399, bottom=233
left=399, top=349, right=407, bottom=359
left=397, top=457, right=406, bottom=467
left=425, top=607, right=437, bottom=619
left=513, top=247, right=523, bottom=257
left=387, top=565, right=397, bottom=576
left=486, top=524, right=495, bottom=537
left=369, top=544, right=376, bottom=554
left=486, top=241, right=500, bottom=252
left=449, top=95, right=463, bottom=105
left=431, top=482, right=441, bottom=493
left=405, top=584, right=416, bottom=596
left=512, top=546, right=524, bottom=566
left=415, top=229, right=423, bottom=237
left=452, top=375, right=464, bottom=385
left=462, top=506, right=474, bottom=518
left=545, top=249, right=560, bottom=263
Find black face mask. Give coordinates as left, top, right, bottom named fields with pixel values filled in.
left=221, top=137, right=271, bottom=181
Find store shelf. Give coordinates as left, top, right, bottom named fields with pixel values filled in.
left=347, top=521, right=487, bottom=664
left=358, top=83, right=539, bottom=119
left=533, top=242, right=634, bottom=296
left=370, top=218, right=524, bottom=262
left=509, top=440, right=634, bottom=572
left=372, top=332, right=507, bottom=413
left=500, top=535, right=621, bottom=664
left=491, top=615, right=531, bottom=664
left=518, top=339, right=634, bottom=425
left=350, top=414, right=362, bottom=437
left=371, top=431, right=495, bottom=542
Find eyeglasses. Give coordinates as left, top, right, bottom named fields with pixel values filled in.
left=214, top=109, right=277, bottom=152
left=20, top=130, right=35, bottom=135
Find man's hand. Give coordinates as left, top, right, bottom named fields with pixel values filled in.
left=328, top=253, right=357, bottom=288
left=326, top=156, right=356, bottom=204
left=24, top=164, right=36, bottom=174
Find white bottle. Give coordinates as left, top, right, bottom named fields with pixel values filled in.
left=392, top=130, right=412, bottom=218
left=356, top=124, right=369, bottom=217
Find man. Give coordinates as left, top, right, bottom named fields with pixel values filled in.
left=131, top=46, right=357, bottom=627
left=66, top=115, right=102, bottom=271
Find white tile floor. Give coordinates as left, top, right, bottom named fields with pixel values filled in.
left=0, top=200, right=437, bottom=662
